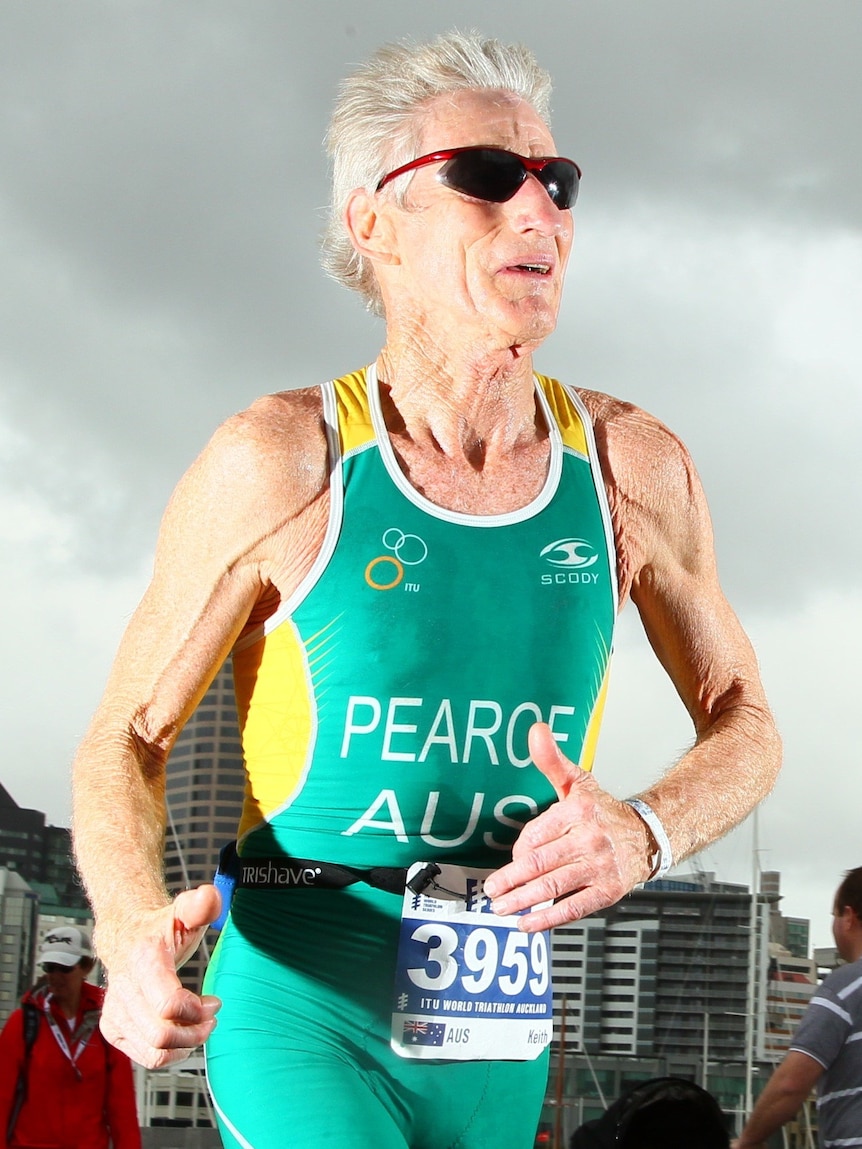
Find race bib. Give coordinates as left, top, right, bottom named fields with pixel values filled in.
left=391, top=862, right=553, bottom=1061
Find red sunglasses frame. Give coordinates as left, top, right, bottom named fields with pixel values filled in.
left=375, top=146, right=581, bottom=208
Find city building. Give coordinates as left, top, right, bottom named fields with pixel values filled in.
left=762, top=870, right=811, bottom=959
left=0, top=783, right=88, bottom=910
left=163, top=657, right=246, bottom=994
left=542, top=868, right=824, bottom=1142
left=551, top=872, right=770, bottom=1067
left=815, top=945, right=841, bottom=974
left=552, top=917, right=659, bottom=1058
left=0, top=867, right=39, bottom=1024
left=543, top=871, right=776, bottom=1140
left=135, top=1055, right=218, bottom=1134
left=0, top=785, right=99, bottom=1025
left=764, top=943, right=818, bottom=1061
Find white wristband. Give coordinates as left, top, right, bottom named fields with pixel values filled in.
left=624, top=798, right=673, bottom=879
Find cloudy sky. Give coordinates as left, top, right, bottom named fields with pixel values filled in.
left=2, top=1, right=859, bottom=949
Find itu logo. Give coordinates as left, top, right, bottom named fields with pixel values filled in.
left=540, top=539, right=598, bottom=569
left=365, top=528, right=428, bottom=591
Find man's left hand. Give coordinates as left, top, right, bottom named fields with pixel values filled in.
left=483, top=723, right=655, bottom=931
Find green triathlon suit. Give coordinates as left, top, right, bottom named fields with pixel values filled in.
left=204, top=365, right=618, bottom=1149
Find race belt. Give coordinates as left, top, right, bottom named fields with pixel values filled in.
left=211, top=841, right=441, bottom=928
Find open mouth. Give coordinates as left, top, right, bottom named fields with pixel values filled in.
left=511, top=263, right=552, bottom=275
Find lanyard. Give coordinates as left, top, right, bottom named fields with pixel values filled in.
left=39, top=994, right=101, bottom=1078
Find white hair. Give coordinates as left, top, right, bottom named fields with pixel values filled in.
left=321, top=30, right=554, bottom=316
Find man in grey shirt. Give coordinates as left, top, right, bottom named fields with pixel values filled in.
left=734, top=866, right=862, bottom=1149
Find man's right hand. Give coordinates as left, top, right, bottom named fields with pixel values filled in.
left=97, top=885, right=223, bottom=1068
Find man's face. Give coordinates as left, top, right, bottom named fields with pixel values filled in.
left=832, top=900, right=855, bottom=961
left=377, top=89, right=574, bottom=354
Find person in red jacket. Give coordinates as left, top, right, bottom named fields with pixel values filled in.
left=0, top=926, right=141, bottom=1149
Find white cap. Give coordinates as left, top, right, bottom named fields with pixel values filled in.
left=39, top=926, right=92, bottom=968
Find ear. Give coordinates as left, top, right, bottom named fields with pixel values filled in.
left=343, top=188, right=400, bottom=267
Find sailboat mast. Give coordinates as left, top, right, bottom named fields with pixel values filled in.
left=744, top=807, right=760, bottom=1118
left=553, top=994, right=566, bottom=1149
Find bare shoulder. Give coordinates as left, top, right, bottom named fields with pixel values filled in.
left=198, top=386, right=327, bottom=504
left=165, top=386, right=328, bottom=533
left=576, top=387, right=698, bottom=496
left=575, top=388, right=714, bottom=602
left=153, top=385, right=331, bottom=608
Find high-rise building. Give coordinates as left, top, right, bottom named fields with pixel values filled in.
left=552, top=918, right=604, bottom=1054
left=0, top=787, right=96, bottom=1024
left=163, top=658, right=246, bottom=993
left=0, top=783, right=43, bottom=876
left=552, top=917, right=659, bottom=1058
left=543, top=869, right=817, bottom=1140
left=551, top=872, right=770, bottom=1066
left=763, top=869, right=811, bottom=959
left=0, top=784, right=88, bottom=910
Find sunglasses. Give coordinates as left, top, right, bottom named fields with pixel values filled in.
left=376, top=146, right=581, bottom=211
left=42, top=962, right=77, bottom=974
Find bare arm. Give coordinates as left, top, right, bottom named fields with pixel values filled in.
left=72, top=389, right=329, bottom=1066
left=485, top=398, right=781, bottom=928
left=732, top=1051, right=822, bottom=1149
left=613, top=400, right=781, bottom=861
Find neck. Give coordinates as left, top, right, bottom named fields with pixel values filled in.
left=376, top=336, right=539, bottom=463
left=50, top=987, right=83, bottom=1019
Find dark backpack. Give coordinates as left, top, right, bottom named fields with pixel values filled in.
left=6, top=1001, right=41, bottom=1141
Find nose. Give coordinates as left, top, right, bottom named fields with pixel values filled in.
left=506, top=174, right=571, bottom=238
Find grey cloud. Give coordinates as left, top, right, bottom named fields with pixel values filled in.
left=541, top=2, right=862, bottom=233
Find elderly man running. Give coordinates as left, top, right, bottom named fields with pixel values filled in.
left=72, top=31, right=781, bottom=1149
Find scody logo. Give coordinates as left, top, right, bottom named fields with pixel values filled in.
left=539, top=538, right=601, bottom=585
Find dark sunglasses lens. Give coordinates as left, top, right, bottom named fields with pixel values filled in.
left=438, top=150, right=524, bottom=203
left=439, top=151, right=578, bottom=209
left=539, top=161, right=579, bottom=210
